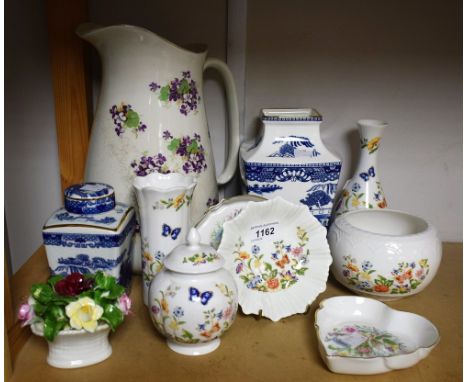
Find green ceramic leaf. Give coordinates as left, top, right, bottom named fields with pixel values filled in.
left=159, top=85, right=170, bottom=101
left=33, top=302, right=48, bottom=316
left=31, top=284, right=54, bottom=304
left=46, top=305, right=67, bottom=323
left=101, top=304, right=124, bottom=331
left=43, top=317, right=66, bottom=342
left=125, top=110, right=140, bottom=128
left=47, top=275, right=64, bottom=288
left=95, top=271, right=116, bottom=290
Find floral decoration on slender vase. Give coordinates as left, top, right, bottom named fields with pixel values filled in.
left=334, top=119, right=388, bottom=215
left=149, top=70, right=201, bottom=116
left=110, top=103, right=147, bottom=137
left=18, top=272, right=131, bottom=368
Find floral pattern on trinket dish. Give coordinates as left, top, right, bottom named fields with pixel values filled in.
left=315, top=296, right=440, bottom=375
left=194, top=195, right=266, bottom=249
left=218, top=197, right=332, bottom=322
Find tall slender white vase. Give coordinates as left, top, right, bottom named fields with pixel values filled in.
left=334, top=119, right=388, bottom=215
left=133, top=173, right=196, bottom=305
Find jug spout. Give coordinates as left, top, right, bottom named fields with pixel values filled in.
left=76, top=23, right=207, bottom=58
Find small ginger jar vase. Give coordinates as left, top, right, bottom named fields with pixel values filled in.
left=334, top=119, right=388, bottom=215
left=42, top=183, right=135, bottom=288
left=240, top=109, right=342, bottom=227
left=148, top=228, right=238, bottom=356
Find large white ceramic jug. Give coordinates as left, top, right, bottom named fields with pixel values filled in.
left=77, top=24, right=240, bottom=271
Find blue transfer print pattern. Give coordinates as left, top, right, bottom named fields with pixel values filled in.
left=53, top=251, right=126, bottom=274
left=43, top=215, right=136, bottom=248
left=268, top=136, right=321, bottom=158
left=245, top=162, right=341, bottom=183
left=55, top=212, right=117, bottom=225
left=246, top=183, right=283, bottom=195
left=245, top=162, right=341, bottom=227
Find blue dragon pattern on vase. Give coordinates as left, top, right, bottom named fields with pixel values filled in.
left=268, top=136, right=321, bottom=158
left=244, top=162, right=341, bottom=226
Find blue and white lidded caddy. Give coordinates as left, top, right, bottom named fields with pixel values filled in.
left=42, top=183, right=136, bottom=288
left=240, top=109, right=342, bottom=227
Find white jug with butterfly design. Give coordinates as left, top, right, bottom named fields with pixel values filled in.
left=133, top=173, right=197, bottom=305
left=334, top=119, right=388, bottom=215
left=148, top=228, right=238, bottom=355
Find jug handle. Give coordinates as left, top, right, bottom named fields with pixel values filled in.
left=203, top=58, right=240, bottom=185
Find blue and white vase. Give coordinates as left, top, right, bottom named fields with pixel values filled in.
left=43, top=183, right=136, bottom=288
left=240, top=109, right=342, bottom=227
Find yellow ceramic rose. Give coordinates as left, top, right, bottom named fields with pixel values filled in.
left=65, top=297, right=104, bottom=332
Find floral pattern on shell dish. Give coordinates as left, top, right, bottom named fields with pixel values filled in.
left=342, top=256, right=430, bottom=294
left=233, top=227, right=310, bottom=292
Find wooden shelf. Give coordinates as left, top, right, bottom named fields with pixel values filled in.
left=10, top=243, right=462, bottom=381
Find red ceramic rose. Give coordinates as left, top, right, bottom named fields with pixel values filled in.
left=54, top=272, right=94, bottom=296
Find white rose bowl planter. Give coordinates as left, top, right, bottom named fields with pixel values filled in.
left=327, top=209, right=442, bottom=300
left=31, top=323, right=112, bottom=368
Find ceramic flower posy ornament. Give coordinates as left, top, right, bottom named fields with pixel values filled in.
left=18, top=272, right=131, bottom=342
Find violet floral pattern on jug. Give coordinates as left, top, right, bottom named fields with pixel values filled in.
left=342, top=256, right=430, bottom=294
left=149, top=70, right=201, bottom=116
left=233, top=227, right=310, bottom=292
left=325, top=324, right=407, bottom=358
left=110, top=103, right=147, bottom=137
left=130, top=131, right=207, bottom=176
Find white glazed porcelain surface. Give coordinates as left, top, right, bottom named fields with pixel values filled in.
left=240, top=108, right=342, bottom=228
left=31, top=323, right=112, bottom=369
left=218, top=197, right=332, bottom=321
left=328, top=209, right=442, bottom=300
left=315, top=296, right=439, bottom=375
left=194, top=194, right=266, bottom=249
left=42, top=203, right=135, bottom=288
left=148, top=267, right=238, bottom=356
left=334, top=119, right=388, bottom=215
left=133, top=173, right=196, bottom=305
left=78, top=23, right=240, bottom=272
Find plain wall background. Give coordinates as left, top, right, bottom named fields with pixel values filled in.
left=4, top=0, right=462, bottom=273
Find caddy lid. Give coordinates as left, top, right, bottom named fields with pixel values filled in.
left=164, top=228, right=224, bottom=274
left=64, top=183, right=115, bottom=214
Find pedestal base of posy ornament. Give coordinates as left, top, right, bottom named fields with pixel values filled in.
left=167, top=338, right=221, bottom=356
left=32, top=323, right=112, bottom=368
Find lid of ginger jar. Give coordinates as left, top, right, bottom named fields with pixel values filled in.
left=164, top=228, right=224, bottom=274
left=64, top=183, right=115, bottom=214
